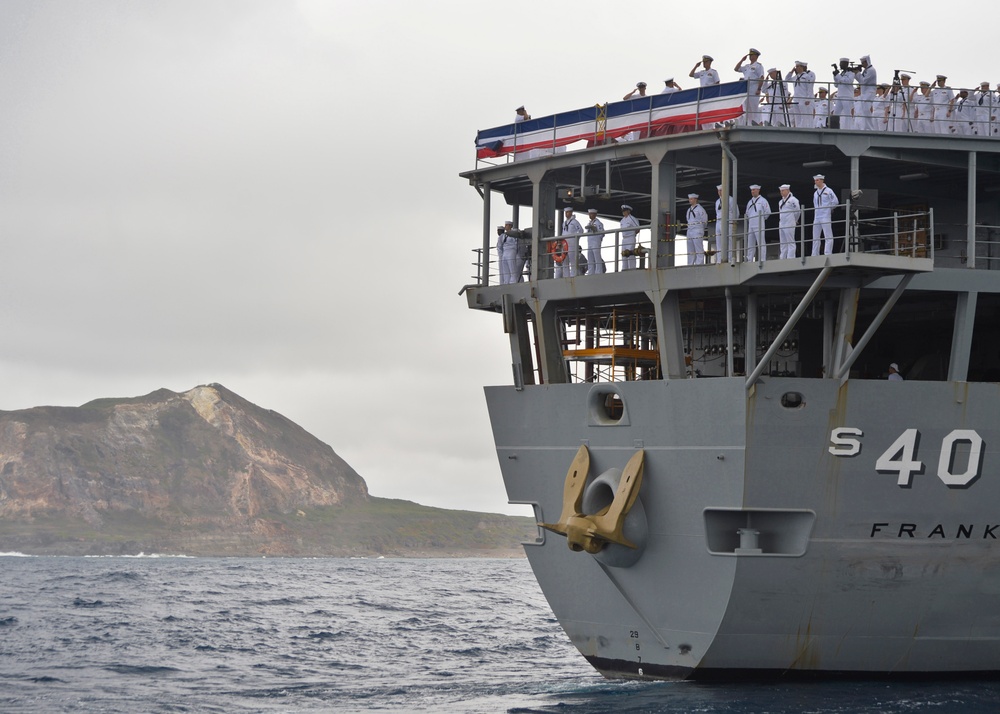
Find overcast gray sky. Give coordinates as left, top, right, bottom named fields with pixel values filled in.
left=0, top=0, right=991, bottom=515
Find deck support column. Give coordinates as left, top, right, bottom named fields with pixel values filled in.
left=949, top=291, right=978, bottom=382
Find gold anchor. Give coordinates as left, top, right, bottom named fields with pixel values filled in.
left=540, top=445, right=645, bottom=554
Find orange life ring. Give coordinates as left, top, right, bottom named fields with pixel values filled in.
left=551, top=239, right=568, bottom=264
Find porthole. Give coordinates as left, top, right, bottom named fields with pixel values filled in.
left=780, top=391, right=804, bottom=409
left=587, top=386, right=629, bottom=426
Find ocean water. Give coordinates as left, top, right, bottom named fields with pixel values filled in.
left=1, top=555, right=998, bottom=713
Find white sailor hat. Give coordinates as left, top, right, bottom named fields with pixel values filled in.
left=890, top=362, right=899, bottom=370
left=587, top=208, right=598, bottom=213
left=795, top=60, right=807, bottom=67
left=839, top=57, right=850, bottom=63
left=664, top=77, right=674, bottom=84
left=716, top=184, right=723, bottom=190
left=621, top=204, right=632, bottom=211
left=702, top=55, right=713, bottom=61
left=688, top=193, right=699, bottom=198
left=813, top=174, right=825, bottom=180
left=749, top=184, right=761, bottom=190
left=767, top=67, right=778, bottom=73
left=982, top=81, right=991, bottom=87
left=515, top=105, right=525, bottom=111
left=637, top=81, right=647, bottom=87
left=504, top=220, right=513, bottom=225
left=860, top=54, right=871, bottom=63
left=779, top=184, right=791, bottom=190
left=749, top=48, right=760, bottom=55
left=563, top=206, right=574, bottom=212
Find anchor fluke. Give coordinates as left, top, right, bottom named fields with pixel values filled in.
left=540, top=445, right=645, bottom=554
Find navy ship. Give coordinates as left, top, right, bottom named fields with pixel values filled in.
left=461, top=79, right=1000, bottom=679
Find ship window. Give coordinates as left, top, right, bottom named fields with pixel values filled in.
left=780, top=392, right=804, bottom=408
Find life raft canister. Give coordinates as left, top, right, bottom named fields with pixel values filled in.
left=551, top=239, right=568, bottom=263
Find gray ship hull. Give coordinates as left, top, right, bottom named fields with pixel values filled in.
left=489, top=378, right=1000, bottom=678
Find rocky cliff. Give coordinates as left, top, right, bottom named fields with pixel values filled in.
left=0, top=385, right=534, bottom=556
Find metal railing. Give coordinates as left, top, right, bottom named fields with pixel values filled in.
left=476, top=81, right=1000, bottom=166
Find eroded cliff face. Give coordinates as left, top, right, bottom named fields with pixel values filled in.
left=0, top=384, right=368, bottom=530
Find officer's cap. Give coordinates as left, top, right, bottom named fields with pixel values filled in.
left=621, top=204, right=632, bottom=211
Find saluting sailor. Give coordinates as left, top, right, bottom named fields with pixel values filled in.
left=660, top=78, right=682, bottom=94
left=620, top=205, right=641, bottom=270
left=685, top=194, right=708, bottom=266
left=910, top=81, right=933, bottom=134
left=585, top=208, right=606, bottom=275
left=812, top=174, right=838, bottom=256
left=930, top=74, right=954, bottom=135
left=974, top=81, right=995, bottom=136
left=762, top=68, right=787, bottom=127
left=777, top=184, right=801, bottom=259
left=734, top=48, right=765, bottom=125
left=689, top=55, right=720, bottom=86
left=744, top=184, right=772, bottom=262
left=785, top=61, right=815, bottom=128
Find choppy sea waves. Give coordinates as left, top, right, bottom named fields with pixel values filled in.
left=1, top=555, right=999, bottom=713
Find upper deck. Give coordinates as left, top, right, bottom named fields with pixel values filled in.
left=462, top=87, right=1000, bottom=387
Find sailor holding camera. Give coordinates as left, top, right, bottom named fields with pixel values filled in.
left=832, top=58, right=857, bottom=130
left=857, top=55, right=878, bottom=131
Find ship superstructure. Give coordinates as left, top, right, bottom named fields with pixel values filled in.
left=461, top=81, right=1000, bottom=678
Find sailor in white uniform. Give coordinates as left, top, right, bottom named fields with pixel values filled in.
left=715, top=185, right=739, bottom=263
left=777, top=184, right=801, bottom=259
left=496, top=224, right=509, bottom=284
left=930, top=75, right=955, bottom=135
left=812, top=174, right=838, bottom=256
left=559, top=207, right=583, bottom=278
left=785, top=61, right=815, bottom=128
left=974, top=82, right=995, bottom=136
left=660, top=78, right=682, bottom=94
left=500, top=220, right=518, bottom=284
left=950, top=89, right=973, bottom=136
left=585, top=208, right=605, bottom=275
left=734, top=48, right=765, bottom=125
left=620, top=205, right=641, bottom=270
left=814, top=87, right=830, bottom=128
left=910, top=81, right=933, bottom=134
left=689, top=55, right=720, bottom=86
left=857, top=55, right=878, bottom=131
left=832, top=58, right=856, bottom=129
left=685, top=194, right=708, bottom=265
left=762, top=68, right=787, bottom=127
left=744, top=184, right=772, bottom=262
